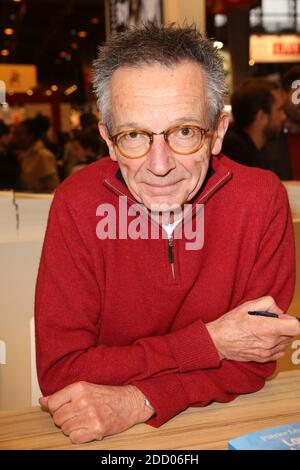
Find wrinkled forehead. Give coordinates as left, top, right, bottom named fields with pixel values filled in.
left=111, top=60, right=206, bottom=94
left=109, top=61, right=209, bottom=127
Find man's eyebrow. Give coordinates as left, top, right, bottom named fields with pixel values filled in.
left=116, top=122, right=142, bottom=130
left=115, top=117, right=204, bottom=132
left=172, top=117, right=203, bottom=125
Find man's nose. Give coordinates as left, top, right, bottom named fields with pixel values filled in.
left=146, top=135, right=176, bottom=176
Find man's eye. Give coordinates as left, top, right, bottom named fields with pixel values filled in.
left=179, top=127, right=193, bottom=136
left=128, top=132, right=139, bottom=139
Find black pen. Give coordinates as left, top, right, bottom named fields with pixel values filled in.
left=248, top=311, right=300, bottom=321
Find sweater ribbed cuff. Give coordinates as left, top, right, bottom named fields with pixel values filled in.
left=132, top=374, right=189, bottom=427
left=165, top=319, right=220, bottom=372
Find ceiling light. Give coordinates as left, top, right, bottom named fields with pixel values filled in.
left=249, top=59, right=255, bottom=66
left=45, top=90, right=52, bottom=96
left=224, top=104, right=232, bottom=113
left=1, top=49, right=10, bottom=56
left=4, top=28, right=14, bottom=35
left=78, top=31, right=87, bottom=38
left=51, top=85, right=58, bottom=92
left=213, top=41, right=223, bottom=50
left=64, top=84, right=78, bottom=96
left=26, top=90, right=33, bottom=96
left=13, top=0, right=22, bottom=3
left=59, top=51, right=71, bottom=61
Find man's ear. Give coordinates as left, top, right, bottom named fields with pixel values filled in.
left=256, top=109, right=269, bottom=127
left=98, top=122, right=117, bottom=161
left=211, top=112, right=230, bottom=155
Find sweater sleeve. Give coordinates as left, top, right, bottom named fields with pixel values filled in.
left=133, top=360, right=276, bottom=427
left=235, top=180, right=295, bottom=305
left=132, top=180, right=296, bottom=427
left=35, top=189, right=220, bottom=396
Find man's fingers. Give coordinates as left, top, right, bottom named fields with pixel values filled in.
left=39, top=383, right=145, bottom=444
left=269, top=343, right=290, bottom=356
left=278, top=312, right=299, bottom=321
left=39, top=396, right=49, bottom=410
left=61, top=416, right=86, bottom=437
left=277, top=338, right=291, bottom=349
left=61, top=415, right=104, bottom=444
left=246, top=296, right=283, bottom=315
left=247, top=314, right=300, bottom=337
left=272, top=351, right=286, bottom=361
left=40, top=382, right=90, bottom=415
left=257, top=341, right=290, bottom=362
left=69, top=428, right=90, bottom=444
left=273, top=317, right=300, bottom=337
left=238, top=338, right=290, bottom=362
left=52, top=403, right=76, bottom=427
left=69, top=427, right=103, bottom=445
left=47, top=384, right=76, bottom=414
left=262, top=336, right=290, bottom=350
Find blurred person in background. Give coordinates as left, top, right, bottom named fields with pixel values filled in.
left=14, top=114, right=59, bottom=193
left=264, top=67, right=300, bottom=181
left=63, top=112, right=108, bottom=176
left=222, top=78, right=287, bottom=176
left=79, top=111, right=98, bottom=131
left=70, top=128, right=107, bottom=174
left=282, top=66, right=300, bottom=180
left=79, top=111, right=108, bottom=159
left=0, top=120, right=20, bottom=190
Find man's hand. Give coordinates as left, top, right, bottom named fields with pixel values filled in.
left=206, top=296, right=300, bottom=362
left=39, top=383, right=154, bottom=444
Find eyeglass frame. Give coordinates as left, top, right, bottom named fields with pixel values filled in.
left=108, top=124, right=210, bottom=159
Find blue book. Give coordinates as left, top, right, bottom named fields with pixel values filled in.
left=228, top=422, right=300, bottom=450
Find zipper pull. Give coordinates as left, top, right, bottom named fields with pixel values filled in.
left=168, top=235, right=175, bottom=279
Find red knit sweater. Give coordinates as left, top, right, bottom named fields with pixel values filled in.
left=35, top=154, right=295, bottom=427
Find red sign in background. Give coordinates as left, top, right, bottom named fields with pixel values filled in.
left=207, top=0, right=261, bottom=14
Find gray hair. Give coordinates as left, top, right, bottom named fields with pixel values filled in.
left=93, top=23, right=227, bottom=131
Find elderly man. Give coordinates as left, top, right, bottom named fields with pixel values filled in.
left=36, top=24, right=300, bottom=444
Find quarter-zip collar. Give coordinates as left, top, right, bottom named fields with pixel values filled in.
left=103, top=155, right=232, bottom=284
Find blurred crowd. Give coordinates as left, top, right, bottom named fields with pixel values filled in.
left=222, top=65, right=300, bottom=180
left=0, top=112, right=108, bottom=193
left=0, top=65, right=299, bottom=194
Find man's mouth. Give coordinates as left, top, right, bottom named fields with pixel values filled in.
left=144, top=180, right=182, bottom=189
